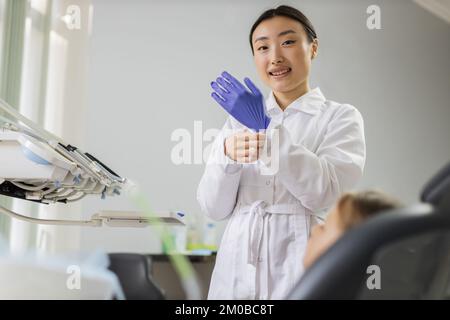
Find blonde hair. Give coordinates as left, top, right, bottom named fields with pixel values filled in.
left=337, top=190, right=403, bottom=230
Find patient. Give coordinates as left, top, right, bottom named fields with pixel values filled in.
left=303, top=190, right=402, bottom=269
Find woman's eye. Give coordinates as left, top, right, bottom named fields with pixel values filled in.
left=283, top=40, right=296, bottom=45
left=257, top=46, right=268, bottom=51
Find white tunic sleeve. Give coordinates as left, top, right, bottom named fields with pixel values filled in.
left=197, top=117, right=243, bottom=221
left=266, top=104, right=366, bottom=212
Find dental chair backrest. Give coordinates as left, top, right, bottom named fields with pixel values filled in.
left=421, top=161, right=450, bottom=207
left=288, top=161, right=450, bottom=300
left=108, top=253, right=166, bottom=300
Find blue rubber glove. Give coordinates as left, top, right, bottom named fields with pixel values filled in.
left=210, top=71, right=270, bottom=131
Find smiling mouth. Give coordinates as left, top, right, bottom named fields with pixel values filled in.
left=269, top=68, right=292, bottom=77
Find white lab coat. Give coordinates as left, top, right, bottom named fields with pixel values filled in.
left=197, top=88, right=366, bottom=299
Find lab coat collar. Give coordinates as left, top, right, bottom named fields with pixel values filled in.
left=266, top=87, right=326, bottom=116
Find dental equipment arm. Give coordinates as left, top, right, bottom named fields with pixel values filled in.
left=0, top=98, right=183, bottom=227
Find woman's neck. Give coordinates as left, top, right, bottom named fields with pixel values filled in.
left=274, top=81, right=311, bottom=111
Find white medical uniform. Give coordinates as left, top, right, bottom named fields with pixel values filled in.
left=197, top=88, right=366, bottom=299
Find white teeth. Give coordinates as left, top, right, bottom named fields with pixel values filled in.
left=270, top=68, right=290, bottom=76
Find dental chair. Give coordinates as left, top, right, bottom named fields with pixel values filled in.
left=288, top=161, right=450, bottom=300
left=108, top=253, right=166, bottom=300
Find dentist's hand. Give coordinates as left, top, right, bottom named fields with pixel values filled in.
left=210, top=71, right=271, bottom=131
left=224, top=131, right=265, bottom=163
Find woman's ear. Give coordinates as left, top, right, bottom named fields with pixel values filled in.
left=311, top=38, right=319, bottom=60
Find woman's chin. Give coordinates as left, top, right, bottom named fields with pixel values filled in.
left=270, top=78, right=308, bottom=95
left=271, top=83, right=295, bottom=93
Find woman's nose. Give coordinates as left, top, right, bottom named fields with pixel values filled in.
left=271, top=57, right=284, bottom=65
left=271, top=55, right=284, bottom=65
left=270, top=48, right=284, bottom=65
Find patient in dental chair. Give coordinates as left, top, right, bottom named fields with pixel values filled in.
left=303, top=190, right=402, bottom=269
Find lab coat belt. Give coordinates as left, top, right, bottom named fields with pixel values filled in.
left=239, top=201, right=305, bottom=266
left=238, top=202, right=305, bottom=215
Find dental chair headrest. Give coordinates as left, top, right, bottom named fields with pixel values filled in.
left=287, top=204, right=450, bottom=299
left=421, top=161, right=450, bottom=208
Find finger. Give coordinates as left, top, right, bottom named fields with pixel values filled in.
left=249, top=148, right=258, bottom=160
left=211, top=92, right=227, bottom=109
left=237, top=155, right=252, bottom=163
left=256, top=146, right=264, bottom=158
left=258, top=141, right=265, bottom=150
left=251, top=132, right=263, bottom=141
left=233, top=136, right=244, bottom=148
left=229, top=150, right=238, bottom=161
left=236, top=149, right=250, bottom=158
left=240, top=149, right=258, bottom=163
left=237, top=131, right=259, bottom=140
left=236, top=137, right=259, bottom=149
left=221, top=71, right=245, bottom=91
left=243, top=77, right=262, bottom=96
left=216, top=77, right=234, bottom=93
left=237, top=139, right=259, bottom=150
left=236, top=156, right=247, bottom=164
left=235, top=154, right=248, bottom=163
left=211, top=81, right=228, bottom=96
left=257, top=133, right=266, bottom=147
left=247, top=134, right=262, bottom=144
left=245, top=140, right=258, bottom=149
left=246, top=153, right=257, bottom=163
left=248, top=140, right=259, bottom=150
left=243, top=140, right=250, bottom=150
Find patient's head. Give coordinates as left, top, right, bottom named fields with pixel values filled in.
left=303, top=190, right=402, bottom=269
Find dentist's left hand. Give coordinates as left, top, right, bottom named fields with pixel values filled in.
left=210, top=71, right=271, bottom=131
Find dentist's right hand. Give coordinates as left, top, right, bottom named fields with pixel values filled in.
left=224, top=130, right=265, bottom=163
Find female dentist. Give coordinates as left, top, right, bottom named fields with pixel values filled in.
left=197, top=5, right=366, bottom=300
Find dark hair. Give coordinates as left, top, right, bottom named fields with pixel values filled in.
left=337, top=190, right=403, bottom=230
left=249, top=5, right=317, bottom=54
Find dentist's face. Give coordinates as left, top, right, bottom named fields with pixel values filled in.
left=252, top=16, right=317, bottom=94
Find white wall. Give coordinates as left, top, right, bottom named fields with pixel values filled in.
left=79, top=0, right=450, bottom=253
left=34, top=0, right=92, bottom=255
left=3, top=0, right=93, bottom=255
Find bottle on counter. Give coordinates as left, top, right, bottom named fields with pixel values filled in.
left=203, top=222, right=217, bottom=251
